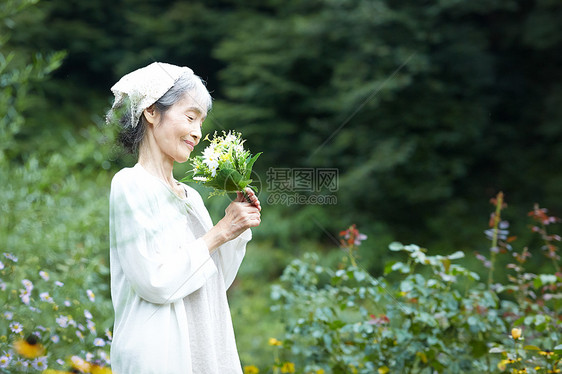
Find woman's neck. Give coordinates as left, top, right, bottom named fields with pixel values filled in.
left=138, top=144, right=176, bottom=189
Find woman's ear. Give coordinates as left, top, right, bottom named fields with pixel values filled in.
left=143, top=105, right=159, bottom=126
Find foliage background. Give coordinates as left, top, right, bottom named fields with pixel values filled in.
left=1, top=0, right=561, bottom=371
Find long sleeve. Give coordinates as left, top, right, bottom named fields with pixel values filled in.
left=181, top=185, right=250, bottom=290
left=110, top=169, right=217, bottom=305
left=216, top=229, right=251, bottom=289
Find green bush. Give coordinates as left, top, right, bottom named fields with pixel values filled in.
left=1, top=2, right=115, bottom=370
left=262, top=199, right=561, bottom=374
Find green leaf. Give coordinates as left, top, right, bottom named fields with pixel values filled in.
left=441, top=258, right=451, bottom=273
left=400, top=280, right=414, bottom=292
left=389, top=242, right=404, bottom=251
left=203, top=167, right=251, bottom=192
left=392, top=262, right=411, bottom=274
left=447, top=251, right=464, bottom=260
left=243, top=152, right=262, bottom=179
left=524, top=345, right=541, bottom=351
left=489, top=347, right=505, bottom=354
left=384, top=261, right=396, bottom=275
left=540, top=274, right=557, bottom=286
left=354, top=269, right=366, bottom=282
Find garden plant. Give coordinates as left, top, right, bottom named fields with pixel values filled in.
left=255, top=194, right=561, bottom=374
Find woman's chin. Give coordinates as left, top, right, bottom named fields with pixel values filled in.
left=175, top=153, right=191, bottom=164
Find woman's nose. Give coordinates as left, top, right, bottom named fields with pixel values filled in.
left=191, top=127, right=202, bottom=145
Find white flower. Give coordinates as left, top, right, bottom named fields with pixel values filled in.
left=193, top=176, right=209, bottom=182
left=0, top=355, right=11, bottom=368
left=51, top=335, right=60, bottom=343
left=14, top=359, right=29, bottom=368
left=99, top=350, right=110, bottom=364
left=86, top=289, right=95, bottom=302
left=57, top=359, right=65, bottom=366
left=0, top=261, right=4, bottom=270
left=56, top=315, right=69, bottom=328
left=0, top=281, right=6, bottom=291
left=40, top=292, right=53, bottom=303
left=55, top=281, right=64, bottom=287
left=203, top=147, right=219, bottom=160
left=70, top=356, right=88, bottom=371
left=202, top=143, right=217, bottom=158
left=64, top=300, right=71, bottom=307
left=3, top=253, right=18, bottom=262
left=4, top=311, right=13, bottom=320
left=87, top=320, right=96, bottom=334
left=19, top=290, right=30, bottom=305
left=224, top=133, right=236, bottom=143
left=32, top=356, right=47, bottom=370
left=76, top=330, right=84, bottom=341
left=39, top=271, right=50, bottom=281
left=84, top=309, right=93, bottom=320
left=94, top=338, right=105, bottom=347
left=21, top=279, right=33, bottom=292
left=204, top=159, right=219, bottom=177
left=9, top=321, right=23, bottom=333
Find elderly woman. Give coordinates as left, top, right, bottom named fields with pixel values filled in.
left=107, top=62, right=261, bottom=373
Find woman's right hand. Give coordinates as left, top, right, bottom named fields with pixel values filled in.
left=202, top=189, right=261, bottom=251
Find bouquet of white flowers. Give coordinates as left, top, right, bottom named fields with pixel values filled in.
left=181, top=131, right=261, bottom=198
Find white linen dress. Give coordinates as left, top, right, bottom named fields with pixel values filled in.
left=109, top=163, right=250, bottom=374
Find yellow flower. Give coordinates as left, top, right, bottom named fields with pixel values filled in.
left=511, top=327, right=522, bottom=340
left=14, top=336, right=45, bottom=359
left=42, top=370, right=74, bottom=374
left=378, top=366, right=390, bottom=374
left=70, top=356, right=91, bottom=372
left=269, top=337, right=282, bottom=346
left=539, top=350, right=553, bottom=357
left=91, top=365, right=113, bottom=374
left=316, top=370, right=325, bottom=374
left=243, top=365, right=259, bottom=374
left=281, top=362, right=295, bottom=373
left=416, top=351, right=428, bottom=364
left=498, top=359, right=510, bottom=371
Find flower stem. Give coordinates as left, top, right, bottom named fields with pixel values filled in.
left=540, top=220, right=561, bottom=273
left=488, top=191, right=503, bottom=289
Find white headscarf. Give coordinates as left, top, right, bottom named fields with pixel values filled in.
left=107, top=62, right=194, bottom=127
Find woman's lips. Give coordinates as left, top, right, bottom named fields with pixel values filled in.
left=184, top=140, right=195, bottom=151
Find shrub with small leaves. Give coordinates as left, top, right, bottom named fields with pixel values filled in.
left=269, top=195, right=561, bottom=373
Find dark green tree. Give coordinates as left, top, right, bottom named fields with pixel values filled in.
left=212, top=0, right=562, bottom=246
left=8, top=0, right=562, bottom=250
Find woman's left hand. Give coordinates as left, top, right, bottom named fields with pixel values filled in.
left=202, top=188, right=261, bottom=251
left=235, top=188, right=261, bottom=212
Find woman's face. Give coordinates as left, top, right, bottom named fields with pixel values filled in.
left=150, top=93, right=207, bottom=163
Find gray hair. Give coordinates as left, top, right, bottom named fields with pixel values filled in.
left=117, top=72, right=212, bottom=154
